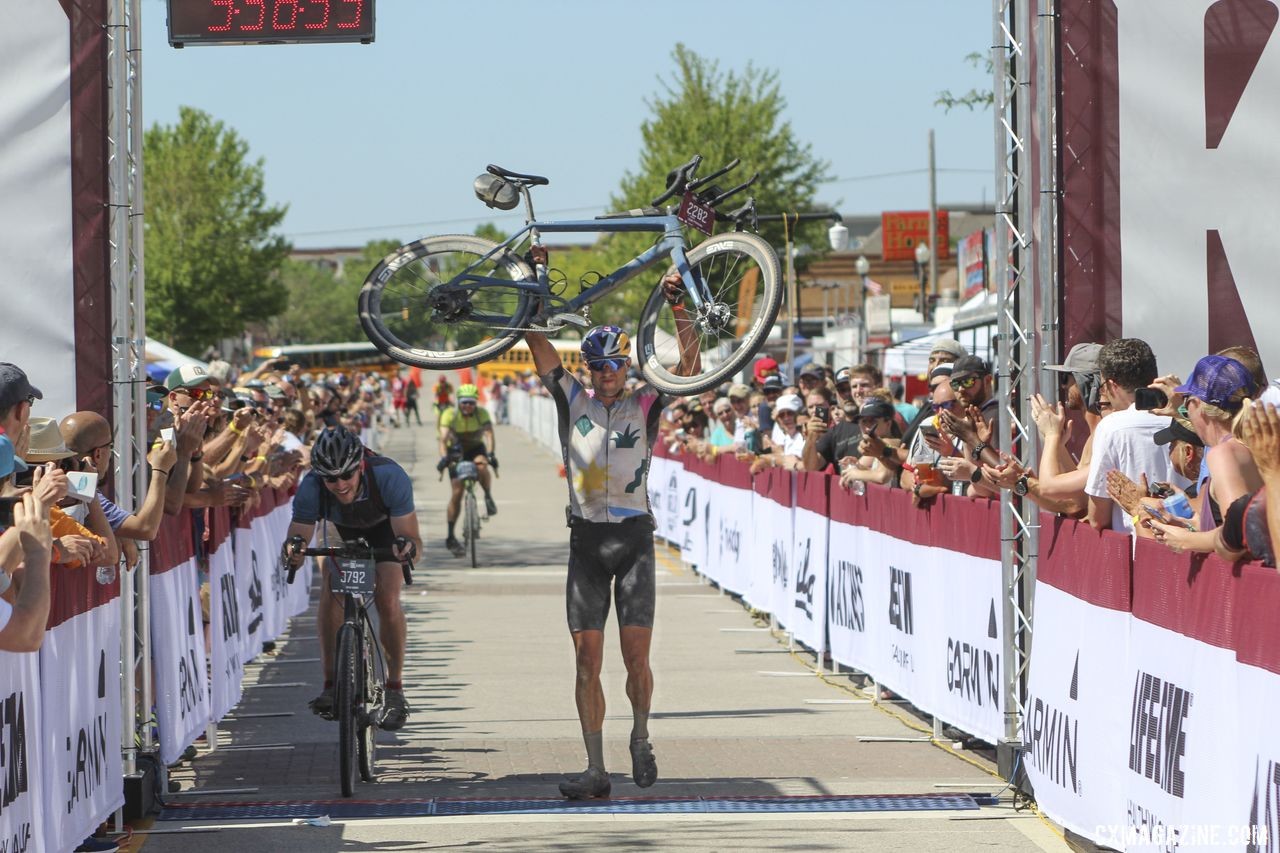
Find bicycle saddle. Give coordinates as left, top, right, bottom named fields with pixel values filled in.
left=486, top=164, right=549, bottom=186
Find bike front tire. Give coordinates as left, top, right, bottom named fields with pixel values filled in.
left=464, top=491, right=479, bottom=569
left=359, top=235, right=536, bottom=369
left=334, top=624, right=360, bottom=797
left=358, top=630, right=378, bottom=782
left=635, top=231, right=782, bottom=396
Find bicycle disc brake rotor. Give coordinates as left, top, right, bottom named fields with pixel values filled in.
left=429, top=286, right=475, bottom=323
left=697, top=302, right=734, bottom=336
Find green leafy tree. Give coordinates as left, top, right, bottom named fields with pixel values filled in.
left=267, top=239, right=401, bottom=344
left=145, top=106, right=290, bottom=352
left=591, top=44, right=833, bottom=324
left=936, top=52, right=995, bottom=111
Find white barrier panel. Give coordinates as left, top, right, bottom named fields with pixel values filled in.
left=0, top=650, right=44, bottom=853
left=151, top=559, right=211, bottom=766
left=208, top=536, right=244, bottom=725
left=677, top=463, right=706, bottom=569
left=39, top=597, right=123, bottom=853
left=788, top=473, right=828, bottom=655
left=826, top=521, right=875, bottom=677
left=235, top=522, right=268, bottom=666
left=712, top=474, right=752, bottom=597
left=647, top=454, right=668, bottom=541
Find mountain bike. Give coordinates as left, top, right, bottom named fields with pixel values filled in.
left=358, top=155, right=782, bottom=396
left=438, top=458, right=485, bottom=567
left=285, top=538, right=414, bottom=798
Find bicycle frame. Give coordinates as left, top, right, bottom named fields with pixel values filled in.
left=437, top=207, right=711, bottom=315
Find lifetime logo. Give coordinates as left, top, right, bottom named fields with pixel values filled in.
left=888, top=566, right=913, bottom=635
left=1247, top=757, right=1280, bottom=853
left=0, top=689, right=29, bottom=817
left=1127, top=670, right=1194, bottom=798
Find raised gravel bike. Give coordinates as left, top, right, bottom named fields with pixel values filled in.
left=285, top=538, right=413, bottom=797
left=358, top=155, right=782, bottom=396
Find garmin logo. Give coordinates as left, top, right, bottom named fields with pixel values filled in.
left=1127, top=670, right=1193, bottom=798
left=888, top=566, right=913, bottom=635
left=1025, top=652, right=1081, bottom=795
left=827, top=560, right=865, bottom=632
left=945, top=600, right=1001, bottom=707
left=64, top=652, right=110, bottom=815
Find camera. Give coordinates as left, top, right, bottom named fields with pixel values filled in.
left=1134, top=387, right=1168, bottom=411
left=0, top=496, right=20, bottom=527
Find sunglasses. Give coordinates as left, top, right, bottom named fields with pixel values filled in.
left=950, top=376, right=979, bottom=391
left=57, top=456, right=82, bottom=473
left=322, top=468, right=360, bottom=484
left=932, top=399, right=956, bottom=410
left=24, top=394, right=36, bottom=406
left=587, top=358, right=628, bottom=373
left=178, top=387, right=215, bottom=401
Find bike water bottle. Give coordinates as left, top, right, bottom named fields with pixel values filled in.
left=1163, top=492, right=1194, bottom=520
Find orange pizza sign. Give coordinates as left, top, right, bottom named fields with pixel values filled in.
left=881, top=211, right=950, bottom=262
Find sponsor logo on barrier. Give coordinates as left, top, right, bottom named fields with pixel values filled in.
left=64, top=651, right=110, bottom=815
left=681, top=487, right=697, bottom=553
left=719, top=516, right=740, bottom=562
left=828, top=560, right=865, bottom=632
left=1127, top=670, right=1193, bottom=798
left=1248, top=758, right=1280, bottom=853
left=793, top=538, right=815, bottom=619
left=178, top=598, right=206, bottom=718
left=219, top=572, right=241, bottom=647
left=0, top=690, right=29, bottom=819
left=269, top=545, right=288, bottom=605
left=1026, top=651, right=1081, bottom=795
left=771, top=539, right=789, bottom=588
left=666, top=474, right=678, bottom=517
left=945, top=599, right=1001, bottom=709
left=888, top=566, right=913, bottom=634
left=247, top=551, right=264, bottom=636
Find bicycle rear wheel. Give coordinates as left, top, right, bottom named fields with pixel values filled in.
left=464, top=490, right=479, bottom=568
left=334, top=624, right=359, bottom=797
left=358, top=630, right=378, bottom=782
left=359, top=235, right=536, bottom=369
left=635, top=231, right=781, bottom=396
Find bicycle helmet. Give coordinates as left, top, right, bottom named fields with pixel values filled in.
left=458, top=383, right=478, bottom=401
left=310, top=426, right=364, bottom=477
left=581, top=325, right=631, bottom=369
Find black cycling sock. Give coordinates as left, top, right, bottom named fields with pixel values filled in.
left=447, top=521, right=456, bottom=537
left=483, top=488, right=492, bottom=498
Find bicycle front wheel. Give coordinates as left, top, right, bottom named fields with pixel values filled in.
left=358, top=631, right=378, bottom=782
left=359, top=235, right=536, bottom=369
left=464, top=491, right=479, bottom=569
left=334, top=624, right=359, bottom=797
left=636, top=231, right=781, bottom=396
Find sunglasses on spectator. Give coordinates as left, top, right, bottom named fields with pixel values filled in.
left=57, top=456, right=82, bottom=473
left=836, top=382, right=851, bottom=392
left=177, top=387, right=215, bottom=400
left=147, top=398, right=165, bottom=412
left=24, top=394, right=36, bottom=406
left=322, top=468, right=360, bottom=484
left=932, top=399, right=955, bottom=411
left=587, top=358, right=628, bottom=373
left=950, top=376, right=979, bottom=391
left=1177, top=403, right=1190, bottom=418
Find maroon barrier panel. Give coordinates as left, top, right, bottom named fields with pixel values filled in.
left=1131, top=536, right=1239, bottom=651
left=716, top=453, right=753, bottom=490
left=1036, top=510, right=1133, bottom=610
left=795, top=469, right=829, bottom=516
left=150, top=511, right=195, bottom=576
left=1233, top=564, right=1280, bottom=676
left=46, top=559, right=119, bottom=631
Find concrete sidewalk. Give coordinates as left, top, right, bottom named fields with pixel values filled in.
left=143, top=403, right=1067, bottom=852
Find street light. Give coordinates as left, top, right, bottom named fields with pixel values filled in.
left=914, top=241, right=932, bottom=321
left=828, top=218, right=850, bottom=252
left=854, top=255, right=871, bottom=363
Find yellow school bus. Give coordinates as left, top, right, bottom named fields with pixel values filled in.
left=475, top=339, right=583, bottom=383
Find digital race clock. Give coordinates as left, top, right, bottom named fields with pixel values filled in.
left=167, top=0, right=375, bottom=47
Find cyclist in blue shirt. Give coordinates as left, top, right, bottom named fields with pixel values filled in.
left=283, top=426, right=421, bottom=729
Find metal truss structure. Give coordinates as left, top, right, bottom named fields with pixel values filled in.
left=992, top=0, right=1058, bottom=775
left=107, top=0, right=151, bottom=777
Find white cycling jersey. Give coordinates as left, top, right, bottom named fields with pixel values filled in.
left=541, top=367, right=670, bottom=523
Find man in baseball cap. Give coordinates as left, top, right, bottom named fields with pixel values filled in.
left=165, top=364, right=213, bottom=395
left=0, top=363, right=41, bottom=440
left=1044, top=342, right=1103, bottom=414
left=753, top=356, right=780, bottom=387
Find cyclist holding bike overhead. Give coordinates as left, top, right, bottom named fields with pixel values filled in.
left=282, top=426, right=421, bottom=730
left=437, top=384, right=498, bottom=557
left=525, top=249, right=700, bottom=799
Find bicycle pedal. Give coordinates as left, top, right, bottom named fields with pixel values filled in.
left=550, top=312, right=590, bottom=328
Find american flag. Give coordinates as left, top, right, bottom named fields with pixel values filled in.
left=863, top=277, right=884, bottom=296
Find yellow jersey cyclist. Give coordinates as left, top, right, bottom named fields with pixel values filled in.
left=437, top=384, right=497, bottom=556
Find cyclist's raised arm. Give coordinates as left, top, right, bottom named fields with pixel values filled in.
left=525, top=332, right=563, bottom=376
left=662, top=273, right=703, bottom=377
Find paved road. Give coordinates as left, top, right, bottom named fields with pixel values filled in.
left=141, top=397, right=1068, bottom=853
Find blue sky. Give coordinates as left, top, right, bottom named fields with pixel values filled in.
left=142, top=0, right=994, bottom=248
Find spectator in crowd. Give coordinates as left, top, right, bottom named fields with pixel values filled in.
left=21, top=418, right=116, bottom=570
left=935, top=357, right=1001, bottom=497
left=839, top=399, right=903, bottom=490
left=1144, top=355, right=1261, bottom=553
left=902, top=339, right=968, bottom=447
left=1106, top=416, right=1204, bottom=541
left=984, top=342, right=1105, bottom=517
left=797, top=364, right=823, bottom=398
left=832, top=366, right=856, bottom=410
left=0, top=363, right=40, bottom=445
left=1083, top=338, right=1185, bottom=532
left=843, top=365, right=880, bottom=411
left=754, top=393, right=805, bottom=471
left=757, top=375, right=784, bottom=435
left=903, top=364, right=960, bottom=486
left=726, top=384, right=755, bottom=436
left=891, top=381, right=918, bottom=424
left=0, top=462, right=53, bottom=653
left=1216, top=401, right=1279, bottom=566
left=752, top=356, right=780, bottom=390
left=707, top=398, right=739, bottom=452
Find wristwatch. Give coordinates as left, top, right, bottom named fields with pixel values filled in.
left=969, top=467, right=984, bottom=485
left=1014, top=474, right=1030, bottom=496
left=970, top=441, right=989, bottom=462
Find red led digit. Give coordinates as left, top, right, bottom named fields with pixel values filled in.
left=209, top=0, right=234, bottom=32
left=240, top=0, right=265, bottom=31
left=302, top=0, right=330, bottom=29
left=335, top=0, right=362, bottom=28
left=272, top=0, right=301, bottom=29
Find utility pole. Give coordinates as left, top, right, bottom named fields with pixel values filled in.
left=928, top=129, right=938, bottom=320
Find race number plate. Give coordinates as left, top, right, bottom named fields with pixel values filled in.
left=677, top=191, right=715, bottom=235
left=330, top=557, right=376, bottom=596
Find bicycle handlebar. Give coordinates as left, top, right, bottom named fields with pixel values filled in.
left=286, top=539, right=415, bottom=586
left=651, top=155, right=703, bottom=207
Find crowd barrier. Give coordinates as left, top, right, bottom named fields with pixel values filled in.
left=0, top=492, right=310, bottom=853
left=507, top=388, right=1280, bottom=850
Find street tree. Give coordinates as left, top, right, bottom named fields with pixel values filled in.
left=145, top=106, right=290, bottom=352
left=591, top=44, right=832, bottom=325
